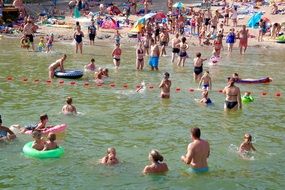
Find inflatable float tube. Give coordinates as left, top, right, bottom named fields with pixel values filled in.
left=210, top=55, right=221, bottom=64
left=55, top=70, right=83, bottom=79
left=242, top=95, right=254, bottom=103
left=23, top=141, right=64, bottom=159
left=276, top=40, right=285, bottom=44
left=128, top=33, right=137, bottom=38
left=24, top=124, right=67, bottom=135
left=236, top=77, right=272, bottom=84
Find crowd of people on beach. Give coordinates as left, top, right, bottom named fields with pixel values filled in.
left=3, top=0, right=283, bottom=175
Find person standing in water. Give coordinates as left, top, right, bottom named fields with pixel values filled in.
left=181, top=127, right=210, bottom=173
left=171, top=33, right=181, bottom=63
left=193, top=52, right=207, bottom=81
left=136, top=42, right=145, bottom=70
left=100, top=147, right=119, bottom=165
left=198, top=71, right=212, bottom=90
left=238, top=25, right=249, bottom=55
left=143, top=149, right=169, bottom=174
left=149, top=39, right=160, bottom=71
left=23, top=18, right=35, bottom=51
left=48, top=54, right=66, bottom=79
left=74, top=25, right=84, bottom=54
left=223, top=77, right=242, bottom=111
left=88, top=20, right=97, bottom=46
left=159, top=72, right=171, bottom=99
left=176, top=36, right=189, bottom=67
left=112, top=43, right=122, bottom=69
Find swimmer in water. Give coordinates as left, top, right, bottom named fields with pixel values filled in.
left=143, top=149, right=169, bottom=174
left=100, top=147, right=119, bottom=165
left=31, top=130, right=45, bottom=151
left=239, top=133, right=256, bottom=153
left=43, top=133, right=58, bottom=151
left=84, top=58, right=96, bottom=72
left=198, top=71, right=212, bottom=90
left=199, top=90, right=212, bottom=105
left=159, top=72, right=171, bottom=99
left=62, top=97, right=77, bottom=115
left=0, top=115, right=16, bottom=142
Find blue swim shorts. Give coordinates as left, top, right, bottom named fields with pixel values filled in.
left=187, top=167, right=209, bottom=173
left=149, top=56, right=159, bottom=68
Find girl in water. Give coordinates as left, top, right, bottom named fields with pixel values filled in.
left=114, top=30, right=122, bottom=45
left=223, top=77, right=242, bottom=111
left=112, top=43, right=122, bottom=69
left=239, top=133, right=256, bottom=153
left=143, top=149, right=168, bottom=174
left=199, top=90, right=212, bottom=105
left=226, top=28, right=236, bottom=53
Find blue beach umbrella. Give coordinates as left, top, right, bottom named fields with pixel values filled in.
left=143, top=12, right=156, bottom=20
left=173, top=2, right=185, bottom=9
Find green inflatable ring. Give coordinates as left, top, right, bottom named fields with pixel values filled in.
left=241, top=95, right=254, bottom=103
left=23, top=142, right=64, bottom=158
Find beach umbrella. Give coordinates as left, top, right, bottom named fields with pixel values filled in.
left=173, top=2, right=184, bottom=9
left=134, top=17, right=146, bottom=27
left=143, top=12, right=156, bottom=20
left=154, top=12, right=166, bottom=20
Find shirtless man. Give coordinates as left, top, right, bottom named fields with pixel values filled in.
left=223, top=77, right=242, bottom=111
left=112, top=43, right=122, bottom=69
left=148, top=39, right=160, bottom=70
left=181, top=127, right=210, bottom=173
left=238, top=25, right=249, bottom=55
left=62, top=97, right=77, bottom=115
left=193, top=52, right=207, bottom=81
left=171, top=33, right=181, bottom=63
left=23, top=18, right=35, bottom=51
left=176, top=37, right=189, bottom=67
left=159, top=29, right=169, bottom=56
left=159, top=72, right=171, bottom=99
left=48, top=54, right=66, bottom=79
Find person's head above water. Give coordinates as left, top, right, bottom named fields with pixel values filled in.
left=228, top=77, right=235, bottom=86
left=32, top=130, right=42, bottom=140
left=66, top=97, right=73, bottom=105
left=40, top=114, right=48, bottom=122
left=191, top=127, right=201, bottom=140
left=164, top=72, right=170, bottom=79
left=244, top=133, right=252, bottom=143
left=149, top=149, right=164, bottom=163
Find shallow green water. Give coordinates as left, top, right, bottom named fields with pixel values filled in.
left=0, top=36, right=285, bottom=190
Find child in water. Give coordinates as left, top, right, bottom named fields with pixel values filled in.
left=198, top=71, right=212, bottom=90
left=46, top=33, right=54, bottom=53
left=32, top=130, right=45, bottom=150
left=43, top=133, right=58, bottom=151
left=100, top=147, right=119, bottom=165
left=38, top=37, right=45, bottom=52
left=62, top=97, right=77, bottom=115
left=21, top=114, right=51, bottom=133
left=239, top=133, right=256, bottom=153
left=84, top=58, right=96, bottom=72
left=199, top=90, right=212, bottom=105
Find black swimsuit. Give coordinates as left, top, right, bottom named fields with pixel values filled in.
left=225, top=101, right=238, bottom=109
left=75, top=33, right=83, bottom=44
left=194, top=65, right=203, bottom=75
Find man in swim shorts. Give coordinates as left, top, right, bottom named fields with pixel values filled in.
left=149, top=39, right=160, bottom=71
left=48, top=54, right=66, bottom=79
left=171, top=33, right=181, bottom=63
left=159, top=72, right=171, bottom=99
left=23, top=18, right=35, bottom=51
left=181, top=127, right=210, bottom=173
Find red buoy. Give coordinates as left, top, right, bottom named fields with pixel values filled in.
left=261, top=92, right=267, bottom=96
left=189, top=88, right=194, bottom=92
left=123, top=84, right=128, bottom=88
left=7, top=76, right=13, bottom=80
left=70, top=81, right=76, bottom=85
left=275, top=92, right=281, bottom=97
left=59, top=80, right=64, bottom=84
left=110, top=83, right=116, bottom=87
left=22, top=78, right=28, bottom=82
left=176, top=88, right=181, bottom=92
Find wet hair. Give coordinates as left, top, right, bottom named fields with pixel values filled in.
left=32, top=130, right=42, bottom=139
left=244, top=133, right=252, bottom=143
left=103, top=68, right=108, bottom=73
left=63, top=54, right=67, bottom=59
left=66, top=97, right=73, bottom=105
left=164, top=72, right=170, bottom=78
left=0, top=115, right=2, bottom=124
left=107, top=147, right=116, bottom=155
left=196, top=52, right=202, bottom=57
left=91, top=58, right=95, bottom=62
left=233, top=73, right=239, bottom=77
left=150, top=150, right=164, bottom=163
left=181, top=37, right=186, bottom=43
left=191, top=127, right=201, bottom=139
left=76, top=21, right=80, bottom=26
left=48, top=133, right=56, bottom=142
left=40, top=114, right=48, bottom=121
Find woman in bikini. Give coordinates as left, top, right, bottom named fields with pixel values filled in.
left=176, top=37, right=189, bottom=67
left=136, top=42, right=145, bottom=70
left=223, top=77, right=242, bottom=111
left=112, top=43, right=122, bottom=69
